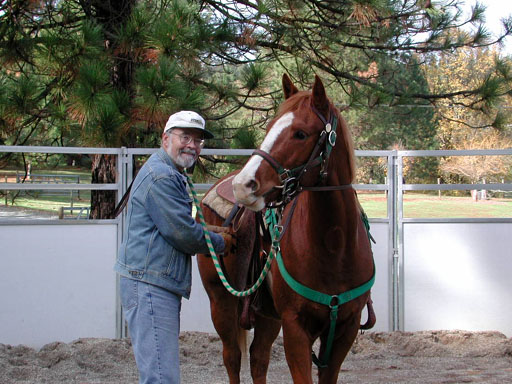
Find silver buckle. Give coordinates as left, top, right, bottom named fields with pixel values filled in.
left=328, top=131, right=337, bottom=146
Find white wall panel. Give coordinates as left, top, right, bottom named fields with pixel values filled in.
left=403, top=223, right=512, bottom=336
left=0, top=224, right=118, bottom=348
left=363, top=222, right=391, bottom=332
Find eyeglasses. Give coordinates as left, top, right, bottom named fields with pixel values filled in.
left=168, top=132, right=205, bottom=147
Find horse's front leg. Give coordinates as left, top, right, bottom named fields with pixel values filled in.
left=208, top=288, right=244, bottom=384
left=249, top=314, right=281, bottom=384
left=281, top=311, right=315, bottom=384
left=317, top=303, right=365, bottom=384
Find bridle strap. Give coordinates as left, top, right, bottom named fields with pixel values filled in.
left=301, top=184, right=353, bottom=192
left=252, top=104, right=350, bottom=206
left=311, top=104, right=329, bottom=125
left=253, top=149, right=285, bottom=176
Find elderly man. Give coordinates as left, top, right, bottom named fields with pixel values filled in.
left=115, top=111, right=231, bottom=384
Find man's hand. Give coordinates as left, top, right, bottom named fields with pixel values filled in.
left=205, top=225, right=236, bottom=254
left=220, top=232, right=237, bottom=255
left=206, top=225, right=231, bottom=234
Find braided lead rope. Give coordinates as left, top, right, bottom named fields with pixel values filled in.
left=185, top=173, right=277, bottom=297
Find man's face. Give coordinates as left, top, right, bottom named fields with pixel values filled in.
left=162, top=128, right=204, bottom=170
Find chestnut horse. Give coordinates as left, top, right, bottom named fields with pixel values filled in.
left=198, top=74, right=375, bottom=384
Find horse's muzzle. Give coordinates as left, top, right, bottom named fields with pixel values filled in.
left=232, top=177, right=266, bottom=211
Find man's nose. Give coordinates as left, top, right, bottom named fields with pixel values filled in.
left=186, top=140, right=201, bottom=152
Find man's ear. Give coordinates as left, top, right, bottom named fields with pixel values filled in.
left=162, top=131, right=171, bottom=149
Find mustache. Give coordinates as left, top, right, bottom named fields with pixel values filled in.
left=180, top=149, right=197, bottom=156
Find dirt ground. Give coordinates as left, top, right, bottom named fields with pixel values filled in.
left=1, top=330, right=511, bottom=383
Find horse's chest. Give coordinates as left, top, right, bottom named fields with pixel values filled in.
left=322, top=226, right=346, bottom=255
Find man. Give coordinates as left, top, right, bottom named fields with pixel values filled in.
left=115, top=110, right=232, bottom=384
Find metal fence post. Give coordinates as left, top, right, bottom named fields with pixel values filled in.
left=388, top=151, right=400, bottom=331
left=396, top=152, right=405, bottom=331
left=115, top=147, right=129, bottom=339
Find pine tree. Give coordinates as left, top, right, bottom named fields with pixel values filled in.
left=2, top=0, right=512, bottom=217
left=0, top=0, right=259, bottom=217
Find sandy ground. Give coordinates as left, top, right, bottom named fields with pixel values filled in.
left=1, top=330, right=511, bottom=383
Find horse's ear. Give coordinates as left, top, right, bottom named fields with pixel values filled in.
left=282, top=74, right=299, bottom=99
left=311, top=75, right=329, bottom=118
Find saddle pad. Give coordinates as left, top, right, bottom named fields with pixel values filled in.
left=216, top=173, right=238, bottom=205
left=202, top=174, right=237, bottom=219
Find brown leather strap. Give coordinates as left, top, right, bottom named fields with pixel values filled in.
left=112, top=180, right=134, bottom=218
left=360, top=294, right=376, bottom=330
left=222, top=204, right=240, bottom=227
left=301, top=184, right=353, bottom=192
left=253, top=149, right=284, bottom=174
left=277, top=196, right=300, bottom=241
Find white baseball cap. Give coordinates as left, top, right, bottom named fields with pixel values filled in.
left=164, top=110, right=214, bottom=139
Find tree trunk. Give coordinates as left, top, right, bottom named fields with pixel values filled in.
left=87, top=0, right=137, bottom=219
left=90, top=154, right=117, bottom=219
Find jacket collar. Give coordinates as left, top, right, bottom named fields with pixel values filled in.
left=156, top=148, right=183, bottom=174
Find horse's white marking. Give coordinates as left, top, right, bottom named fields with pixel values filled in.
left=260, top=112, right=294, bottom=152
left=234, top=112, right=294, bottom=187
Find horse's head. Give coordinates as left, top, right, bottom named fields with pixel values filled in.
left=233, top=74, right=355, bottom=211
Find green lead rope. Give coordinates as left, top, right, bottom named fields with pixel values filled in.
left=186, top=173, right=276, bottom=297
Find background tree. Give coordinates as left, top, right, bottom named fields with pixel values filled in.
left=440, top=131, right=512, bottom=183
left=423, top=41, right=512, bottom=189
left=0, top=0, right=263, bottom=217
left=424, top=43, right=512, bottom=147
left=201, top=0, right=512, bottom=107
left=2, top=0, right=512, bottom=216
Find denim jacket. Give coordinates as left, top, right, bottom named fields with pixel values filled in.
left=115, top=148, right=225, bottom=299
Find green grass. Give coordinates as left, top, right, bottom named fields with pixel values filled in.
left=358, top=193, right=512, bottom=219
left=1, top=168, right=92, bottom=217
left=8, top=194, right=90, bottom=210
left=357, top=193, right=388, bottom=218
left=2, top=185, right=511, bottom=219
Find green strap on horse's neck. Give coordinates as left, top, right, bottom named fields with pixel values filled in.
left=265, top=208, right=376, bottom=369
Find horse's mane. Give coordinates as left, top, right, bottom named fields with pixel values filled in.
left=276, top=91, right=356, bottom=183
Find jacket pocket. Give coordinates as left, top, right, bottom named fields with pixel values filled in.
left=164, top=248, right=189, bottom=282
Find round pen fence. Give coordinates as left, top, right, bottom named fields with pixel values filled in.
left=0, top=146, right=511, bottom=348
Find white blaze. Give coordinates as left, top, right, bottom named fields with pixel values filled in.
left=234, top=112, right=294, bottom=186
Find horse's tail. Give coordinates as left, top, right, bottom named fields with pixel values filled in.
left=238, top=328, right=249, bottom=372
left=360, top=293, right=376, bottom=330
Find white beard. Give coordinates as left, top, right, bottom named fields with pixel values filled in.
left=167, top=147, right=197, bottom=169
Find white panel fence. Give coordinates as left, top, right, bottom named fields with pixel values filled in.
left=0, top=146, right=511, bottom=348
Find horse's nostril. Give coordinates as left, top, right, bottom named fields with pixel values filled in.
left=246, top=179, right=259, bottom=192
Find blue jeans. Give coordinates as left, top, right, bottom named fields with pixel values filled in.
left=120, top=276, right=182, bottom=384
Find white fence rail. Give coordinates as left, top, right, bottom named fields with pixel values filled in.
left=0, top=146, right=511, bottom=348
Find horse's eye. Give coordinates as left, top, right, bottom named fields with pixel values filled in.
left=293, top=130, right=308, bottom=140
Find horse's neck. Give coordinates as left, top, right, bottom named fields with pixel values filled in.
left=306, top=187, right=358, bottom=231
left=300, top=165, right=360, bottom=258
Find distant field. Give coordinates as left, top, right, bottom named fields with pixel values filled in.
left=1, top=178, right=511, bottom=219
left=358, top=192, right=512, bottom=219
left=1, top=168, right=91, bottom=218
